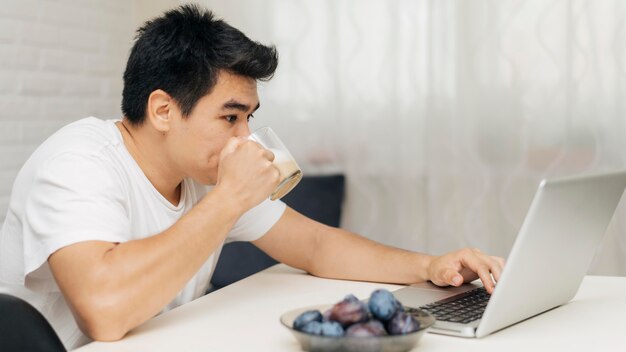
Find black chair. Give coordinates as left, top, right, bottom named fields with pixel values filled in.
left=0, top=293, right=66, bottom=352
left=209, top=174, right=345, bottom=292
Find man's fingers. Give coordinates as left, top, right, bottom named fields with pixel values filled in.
left=494, top=256, right=506, bottom=270
left=460, top=251, right=497, bottom=293
left=477, top=266, right=496, bottom=294
left=429, top=251, right=506, bottom=293
left=247, top=140, right=275, bottom=162
left=262, top=148, right=275, bottom=162
left=489, top=256, right=504, bottom=282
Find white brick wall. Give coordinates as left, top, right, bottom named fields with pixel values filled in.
left=0, top=0, right=136, bottom=222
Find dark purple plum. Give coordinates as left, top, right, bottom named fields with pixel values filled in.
left=293, top=310, right=323, bottom=331
left=386, top=311, right=421, bottom=335
left=368, top=289, right=402, bottom=321
left=322, top=308, right=332, bottom=322
left=345, top=320, right=388, bottom=337
left=343, top=294, right=359, bottom=302
left=320, top=321, right=345, bottom=337
left=328, top=295, right=370, bottom=327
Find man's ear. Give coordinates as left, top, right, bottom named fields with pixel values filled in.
left=146, top=89, right=175, bottom=133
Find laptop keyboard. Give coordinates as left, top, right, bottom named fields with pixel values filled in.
left=414, top=287, right=491, bottom=324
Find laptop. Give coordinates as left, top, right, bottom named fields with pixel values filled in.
left=394, top=170, right=626, bottom=338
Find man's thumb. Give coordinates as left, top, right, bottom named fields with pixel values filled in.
left=445, top=269, right=463, bottom=286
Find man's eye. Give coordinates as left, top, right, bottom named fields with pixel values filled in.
left=225, top=115, right=237, bottom=123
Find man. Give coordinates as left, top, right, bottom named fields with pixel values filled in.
left=0, top=5, right=504, bottom=349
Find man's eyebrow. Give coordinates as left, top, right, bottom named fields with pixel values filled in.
left=222, top=99, right=261, bottom=113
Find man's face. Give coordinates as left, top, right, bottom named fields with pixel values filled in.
left=165, top=71, right=260, bottom=185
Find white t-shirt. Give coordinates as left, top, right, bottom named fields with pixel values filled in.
left=0, top=117, right=286, bottom=350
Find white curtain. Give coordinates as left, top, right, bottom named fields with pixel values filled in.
left=198, top=0, right=626, bottom=275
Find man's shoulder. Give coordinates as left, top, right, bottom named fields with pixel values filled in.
left=28, top=117, right=123, bottom=166
left=13, top=117, right=126, bottom=192
left=46, top=117, right=119, bottom=154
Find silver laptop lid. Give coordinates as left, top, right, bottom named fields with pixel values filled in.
left=476, top=170, right=626, bottom=337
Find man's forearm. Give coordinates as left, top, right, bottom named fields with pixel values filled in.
left=49, top=188, right=243, bottom=340
left=307, top=228, right=434, bottom=285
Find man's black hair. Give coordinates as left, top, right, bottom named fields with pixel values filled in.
left=121, top=4, right=278, bottom=124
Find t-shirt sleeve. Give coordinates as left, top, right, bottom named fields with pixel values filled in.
left=225, top=198, right=287, bottom=243
left=23, top=152, right=130, bottom=280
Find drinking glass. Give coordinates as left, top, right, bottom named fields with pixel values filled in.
left=248, top=127, right=303, bottom=200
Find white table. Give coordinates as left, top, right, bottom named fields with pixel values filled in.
left=76, top=264, right=626, bottom=351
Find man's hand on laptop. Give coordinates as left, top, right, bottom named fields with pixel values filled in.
left=427, top=248, right=505, bottom=294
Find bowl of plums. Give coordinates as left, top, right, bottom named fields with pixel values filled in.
left=280, top=289, right=435, bottom=352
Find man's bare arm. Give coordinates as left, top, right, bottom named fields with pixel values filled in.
left=254, top=207, right=505, bottom=292
left=48, top=189, right=240, bottom=341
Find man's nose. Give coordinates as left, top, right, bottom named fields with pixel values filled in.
left=234, top=122, right=251, bottom=138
